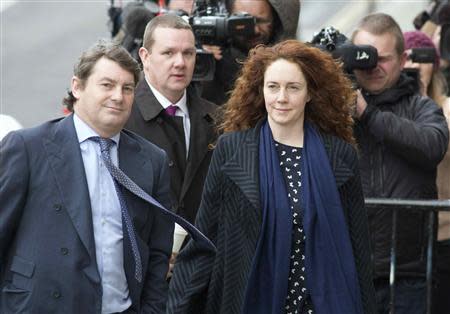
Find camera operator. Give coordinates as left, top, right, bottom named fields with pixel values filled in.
left=201, top=0, right=300, bottom=105
left=351, top=13, right=449, bottom=314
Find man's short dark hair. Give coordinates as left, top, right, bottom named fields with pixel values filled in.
left=63, top=40, right=140, bottom=112
left=142, top=14, right=192, bottom=51
left=352, top=13, right=405, bottom=56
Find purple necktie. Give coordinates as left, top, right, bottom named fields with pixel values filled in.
left=165, top=105, right=178, bottom=116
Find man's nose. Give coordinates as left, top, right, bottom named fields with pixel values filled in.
left=111, top=86, right=123, bottom=101
left=174, top=53, right=186, bottom=67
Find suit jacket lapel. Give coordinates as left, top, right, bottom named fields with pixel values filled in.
left=117, top=131, right=151, bottom=301
left=43, top=115, right=100, bottom=284
left=180, top=94, right=215, bottom=199
left=118, top=131, right=151, bottom=221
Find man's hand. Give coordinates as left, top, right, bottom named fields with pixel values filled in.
left=167, top=252, right=177, bottom=279
left=202, top=44, right=223, bottom=60
left=354, top=89, right=368, bottom=119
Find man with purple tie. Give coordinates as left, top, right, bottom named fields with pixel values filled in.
left=125, top=14, right=218, bottom=229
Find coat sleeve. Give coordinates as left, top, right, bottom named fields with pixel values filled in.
left=339, top=145, right=378, bottom=314
left=167, top=136, right=226, bottom=314
left=140, top=152, right=174, bottom=314
left=360, top=96, right=449, bottom=170
left=0, top=132, right=29, bottom=273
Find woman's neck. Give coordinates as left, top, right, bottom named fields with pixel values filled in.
left=269, top=119, right=304, bottom=147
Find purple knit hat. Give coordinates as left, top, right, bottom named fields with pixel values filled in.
left=403, top=30, right=440, bottom=69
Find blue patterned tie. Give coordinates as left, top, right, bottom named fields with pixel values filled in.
left=92, top=137, right=143, bottom=282
left=91, top=137, right=215, bottom=266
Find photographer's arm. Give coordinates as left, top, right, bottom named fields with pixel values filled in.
left=355, top=92, right=449, bottom=170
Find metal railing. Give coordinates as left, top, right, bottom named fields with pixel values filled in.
left=365, top=198, right=450, bottom=314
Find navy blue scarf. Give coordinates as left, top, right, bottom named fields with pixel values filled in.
left=242, top=120, right=363, bottom=314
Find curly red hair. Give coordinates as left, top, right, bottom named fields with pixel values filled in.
left=218, top=39, right=356, bottom=144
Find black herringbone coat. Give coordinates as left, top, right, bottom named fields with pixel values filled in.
left=168, top=122, right=377, bottom=314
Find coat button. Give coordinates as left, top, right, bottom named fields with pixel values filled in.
left=52, top=291, right=61, bottom=299
left=168, top=160, right=174, bottom=167
left=60, top=248, right=69, bottom=255
left=53, top=204, right=62, bottom=211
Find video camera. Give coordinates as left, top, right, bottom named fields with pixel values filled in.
left=404, top=47, right=438, bottom=91
left=187, top=0, right=256, bottom=81
left=189, top=0, right=255, bottom=45
left=310, top=26, right=378, bottom=74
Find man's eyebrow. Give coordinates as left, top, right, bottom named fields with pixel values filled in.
left=98, top=77, right=115, bottom=82
left=99, top=77, right=135, bottom=86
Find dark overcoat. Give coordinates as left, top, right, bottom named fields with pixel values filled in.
left=126, top=81, right=217, bottom=224
left=168, top=122, right=377, bottom=314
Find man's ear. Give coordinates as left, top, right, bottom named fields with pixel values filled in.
left=399, top=51, right=408, bottom=70
left=71, top=76, right=83, bottom=99
left=139, top=47, right=150, bottom=64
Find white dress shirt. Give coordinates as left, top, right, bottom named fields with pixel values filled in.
left=147, top=80, right=191, bottom=157
left=73, top=114, right=131, bottom=314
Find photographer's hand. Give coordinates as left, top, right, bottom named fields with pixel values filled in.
left=354, top=89, right=368, bottom=119
left=202, top=44, right=223, bottom=60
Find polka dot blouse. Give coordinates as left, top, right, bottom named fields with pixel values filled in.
left=275, top=141, right=314, bottom=314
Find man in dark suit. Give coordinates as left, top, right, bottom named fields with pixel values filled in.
left=125, top=14, right=217, bottom=227
left=0, top=40, right=174, bottom=313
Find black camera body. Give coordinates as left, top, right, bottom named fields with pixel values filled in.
left=190, top=0, right=255, bottom=45
left=311, top=27, right=378, bottom=73
left=190, top=13, right=255, bottom=45
left=404, top=47, right=439, bottom=92
left=187, top=0, right=256, bottom=81
left=408, top=47, right=437, bottom=63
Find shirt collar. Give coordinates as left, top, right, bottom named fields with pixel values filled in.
left=73, top=113, right=120, bottom=145
left=145, top=77, right=188, bottom=116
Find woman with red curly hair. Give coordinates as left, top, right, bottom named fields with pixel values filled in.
left=168, top=40, right=376, bottom=314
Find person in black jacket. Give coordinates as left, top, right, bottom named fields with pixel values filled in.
left=351, top=13, right=449, bottom=314
left=124, top=15, right=218, bottom=273
left=168, top=39, right=377, bottom=314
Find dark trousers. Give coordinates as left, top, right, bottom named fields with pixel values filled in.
left=375, top=278, right=426, bottom=314
left=433, top=240, right=450, bottom=314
